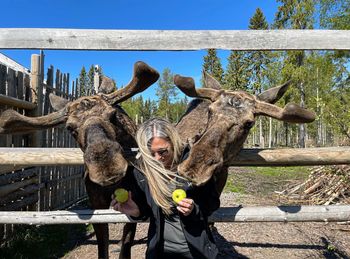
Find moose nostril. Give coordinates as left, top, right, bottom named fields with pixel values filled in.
left=244, top=121, right=255, bottom=129
left=66, top=125, right=73, bottom=132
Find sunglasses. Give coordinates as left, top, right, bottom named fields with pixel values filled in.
left=151, top=147, right=170, bottom=158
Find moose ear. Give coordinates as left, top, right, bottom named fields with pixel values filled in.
left=49, top=93, right=70, bottom=111
left=99, top=76, right=116, bottom=94
left=257, top=80, right=291, bottom=104
left=203, top=71, right=222, bottom=90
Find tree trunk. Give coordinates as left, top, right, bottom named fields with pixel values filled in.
left=259, top=118, right=264, bottom=148
left=268, top=117, right=272, bottom=148
left=298, top=82, right=306, bottom=148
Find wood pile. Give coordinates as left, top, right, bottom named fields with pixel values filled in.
left=277, top=165, right=350, bottom=205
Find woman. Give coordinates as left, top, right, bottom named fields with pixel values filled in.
left=111, top=118, right=220, bottom=259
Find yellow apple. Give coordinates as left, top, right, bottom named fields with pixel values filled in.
left=114, top=188, right=129, bottom=203
left=172, top=189, right=187, bottom=204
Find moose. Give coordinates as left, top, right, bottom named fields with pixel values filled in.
left=0, top=61, right=160, bottom=259
left=0, top=61, right=316, bottom=258
left=174, top=72, right=316, bottom=196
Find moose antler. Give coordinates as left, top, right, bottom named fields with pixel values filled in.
left=255, top=102, right=316, bottom=123
left=174, top=74, right=222, bottom=102
left=101, top=61, right=159, bottom=105
left=175, top=74, right=315, bottom=124
left=0, top=108, right=67, bottom=134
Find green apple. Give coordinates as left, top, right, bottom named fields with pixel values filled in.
left=172, top=189, right=187, bottom=204
left=114, top=188, right=129, bottom=203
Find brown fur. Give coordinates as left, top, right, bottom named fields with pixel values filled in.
left=175, top=73, right=316, bottom=190
left=0, top=61, right=159, bottom=259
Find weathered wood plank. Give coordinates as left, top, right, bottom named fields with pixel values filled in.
left=0, top=29, right=350, bottom=50
left=0, top=148, right=83, bottom=167
left=0, top=193, right=38, bottom=211
left=228, top=147, right=350, bottom=166
left=0, top=94, right=37, bottom=109
left=0, top=147, right=349, bottom=167
left=0, top=205, right=349, bottom=224
left=0, top=165, right=26, bottom=175
left=0, top=64, right=7, bottom=95
left=7, top=68, right=16, bottom=99
left=0, top=168, right=37, bottom=186
left=0, top=183, right=40, bottom=207
left=0, top=53, right=30, bottom=74
left=0, top=177, right=38, bottom=197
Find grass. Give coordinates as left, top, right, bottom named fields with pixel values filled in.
left=224, top=166, right=311, bottom=195
left=0, top=223, right=89, bottom=259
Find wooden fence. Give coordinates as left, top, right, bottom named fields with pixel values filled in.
left=0, top=29, right=349, bottom=231
left=0, top=52, right=86, bottom=240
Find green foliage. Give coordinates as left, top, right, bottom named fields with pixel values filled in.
left=79, top=66, right=88, bottom=96
left=319, top=0, right=350, bottom=30
left=155, top=68, right=176, bottom=119
left=249, top=8, right=269, bottom=30
left=247, top=8, right=272, bottom=94
left=79, top=64, right=104, bottom=96
left=223, top=51, right=251, bottom=91
left=274, top=0, right=315, bottom=29
left=324, top=86, right=350, bottom=140
left=202, top=49, right=224, bottom=85
left=224, top=167, right=311, bottom=195
left=252, top=166, right=310, bottom=178
left=87, top=65, right=95, bottom=94
left=154, top=68, right=188, bottom=122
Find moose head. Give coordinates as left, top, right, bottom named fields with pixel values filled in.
left=0, top=61, right=159, bottom=186
left=174, top=72, right=316, bottom=186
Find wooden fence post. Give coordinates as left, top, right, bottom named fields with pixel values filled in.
left=93, top=65, right=99, bottom=94
left=29, top=54, right=43, bottom=147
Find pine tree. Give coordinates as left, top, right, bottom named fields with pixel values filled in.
left=319, top=0, right=350, bottom=30
left=87, top=65, right=95, bottom=95
left=142, top=99, right=157, bottom=120
left=79, top=66, right=88, bottom=96
left=247, top=8, right=272, bottom=148
left=171, top=97, right=189, bottom=123
left=202, top=49, right=224, bottom=85
left=223, top=51, right=251, bottom=91
left=273, top=0, right=315, bottom=148
left=155, top=68, right=177, bottom=120
left=248, top=8, right=270, bottom=94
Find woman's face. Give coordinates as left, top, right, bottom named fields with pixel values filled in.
left=150, top=137, right=174, bottom=169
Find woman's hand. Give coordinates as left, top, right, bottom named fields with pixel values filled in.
left=110, top=191, right=140, bottom=218
left=176, top=198, right=194, bottom=216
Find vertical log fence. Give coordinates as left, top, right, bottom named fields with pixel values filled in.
left=0, top=52, right=86, bottom=240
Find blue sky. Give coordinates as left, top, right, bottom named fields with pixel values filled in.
left=0, top=0, right=279, bottom=100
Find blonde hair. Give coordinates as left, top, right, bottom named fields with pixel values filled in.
left=136, top=118, right=184, bottom=215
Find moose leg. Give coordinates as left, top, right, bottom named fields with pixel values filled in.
left=85, top=177, right=111, bottom=259
left=93, top=223, right=109, bottom=259
left=118, top=223, right=137, bottom=259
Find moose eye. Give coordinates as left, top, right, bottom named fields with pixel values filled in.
left=228, top=97, right=242, bottom=107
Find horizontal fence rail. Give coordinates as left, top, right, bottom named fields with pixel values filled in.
left=0, top=205, right=349, bottom=224
left=0, top=147, right=349, bottom=168
left=0, top=94, right=36, bottom=110
left=1, top=29, right=350, bottom=51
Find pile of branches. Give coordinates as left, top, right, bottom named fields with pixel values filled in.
left=277, top=165, right=350, bottom=205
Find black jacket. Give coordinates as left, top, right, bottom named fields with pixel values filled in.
left=131, top=148, right=220, bottom=259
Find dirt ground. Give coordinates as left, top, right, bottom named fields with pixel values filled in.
left=63, top=168, right=350, bottom=259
